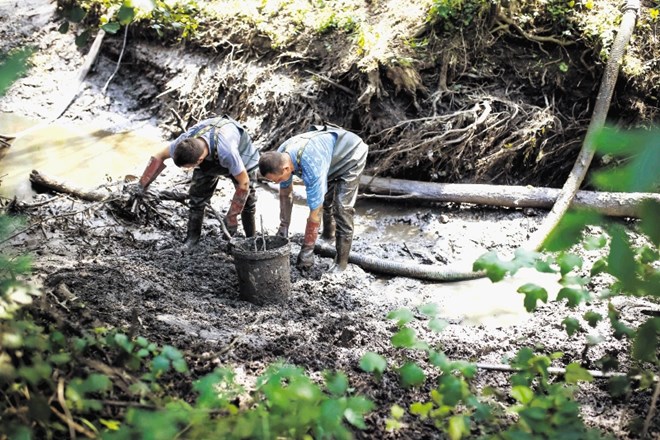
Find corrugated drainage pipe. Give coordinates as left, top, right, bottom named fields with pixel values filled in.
left=314, top=241, right=485, bottom=281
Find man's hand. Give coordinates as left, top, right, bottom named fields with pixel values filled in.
left=296, top=218, right=320, bottom=270
left=276, top=224, right=289, bottom=238
left=296, top=245, right=314, bottom=269
left=223, top=215, right=238, bottom=237
left=125, top=182, right=145, bottom=197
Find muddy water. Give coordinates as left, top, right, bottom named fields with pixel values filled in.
left=0, top=112, right=163, bottom=200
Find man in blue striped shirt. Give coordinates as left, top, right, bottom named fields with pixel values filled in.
left=137, top=115, right=260, bottom=250
left=259, top=125, right=368, bottom=272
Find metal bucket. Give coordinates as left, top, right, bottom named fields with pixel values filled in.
left=232, top=235, right=291, bottom=305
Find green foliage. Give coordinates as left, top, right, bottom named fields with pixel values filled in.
left=59, top=0, right=201, bottom=42
left=0, top=48, right=33, bottom=97
left=108, top=362, right=373, bottom=439
left=427, top=0, right=490, bottom=32
left=362, top=304, right=604, bottom=438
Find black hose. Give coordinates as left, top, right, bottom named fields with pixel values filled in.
left=314, top=241, right=485, bottom=281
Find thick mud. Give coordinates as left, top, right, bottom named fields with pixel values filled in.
left=1, top=1, right=658, bottom=439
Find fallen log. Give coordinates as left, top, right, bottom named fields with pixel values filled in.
left=359, top=175, right=659, bottom=218
left=29, top=170, right=110, bottom=202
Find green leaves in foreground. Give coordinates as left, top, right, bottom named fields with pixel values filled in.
left=591, top=127, right=660, bottom=193
left=0, top=48, right=32, bottom=96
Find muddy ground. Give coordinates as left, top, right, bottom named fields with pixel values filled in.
left=2, top=1, right=659, bottom=439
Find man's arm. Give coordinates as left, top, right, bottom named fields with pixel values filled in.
left=223, top=169, right=251, bottom=236
left=138, top=146, right=170, bottom=189
left=297, top=205, right=322, bottom=269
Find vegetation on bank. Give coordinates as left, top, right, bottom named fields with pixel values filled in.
left=51, top=0, right=659, bottom=186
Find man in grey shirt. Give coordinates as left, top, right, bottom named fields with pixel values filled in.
left=137, top=115, right=260, bottom=250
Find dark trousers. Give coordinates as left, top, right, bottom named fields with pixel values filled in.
left=188, top=160, right=257, bottom=217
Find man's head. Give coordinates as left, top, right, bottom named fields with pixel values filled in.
left=172, top=138, right=207, bottom=169
left=259, top=151, right=293, bottom=183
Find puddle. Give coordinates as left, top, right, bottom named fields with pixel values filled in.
left=0, top=112, right=163, bottom=200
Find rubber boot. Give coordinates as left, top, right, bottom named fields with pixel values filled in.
left=321, top=210, right=336, bottom=240
left=329, top=235, right=352, bottom=273
left=242, top=211, right=256, bottom=237
left=183, top=210, right=204, bottom=250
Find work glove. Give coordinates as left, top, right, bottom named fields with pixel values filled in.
left=224, top=187, right=249, bottom=238
left=278, top=187, right=293, bottom=238
left=223, top=216, right=238, bottom=237
left=139, top=156, right=166, bottom=190
left=296, top=219, right=320, bottom=270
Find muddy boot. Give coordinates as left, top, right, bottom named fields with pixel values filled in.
left=321, top=211, right=336, bottom=241
left=183, top=210, right=204, bottom=250
left=329, top=235, right=352, bottom=273
left=242, top=211, right=256, bottom=237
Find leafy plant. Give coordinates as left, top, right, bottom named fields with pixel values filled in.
left=0, top=48, right=33, bottom=96
left=58, top=0, right=201, bottom=45
left=360, top=303, right=603, bottom=439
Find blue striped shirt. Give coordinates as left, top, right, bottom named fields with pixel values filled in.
left=278, top=132, right=337, bottom=210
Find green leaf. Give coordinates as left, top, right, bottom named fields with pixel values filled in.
left=410, top=401, right=433, bottom=419
left=607, top=303, right=636, bottom=342
left=325, top=371, right=349, bottom=396
left=398, top=362, right=425, bottom=388
left=639, top=200, right=660, bottom=246
left=562, top=317, right=581, bottom=336
left=345, top=397, right=374, bottom=429
left=359, top=352, right=387, bottom=375
left=66, top=6, right=86, bottom=23
left=473, top=251, right=516, bottom=282
left=447, top=415, right=470, bottom=440
left=391, top=327, right=417, bottom=348
left=418, top=303, right=439, bottom=317
left=517, top=283, right=548, bottom=312
left=584, top=234, right=607, bottom=250
left=608, top=226, right=638, bottom=289
left=102, top=22, right=121, bottom=34
left=556, top=287, right=589, bottom=308
left=49, top=353, right=72, bottom=365
left=556, top=253, right=583, bottom=276
left=320, top=399, right=344, bottom=428
left=511, top=385, right=533, bottom=404
left=117, top=5, right=136, bottom=25
left=632, top=318, right=659, bottom=362
left=543, top=210, right=601, bottom=252
left=590, top=258, right=608, bottom=276
left=151, top=355, right=170, bottom=375
left=583, top=311, right=602, bottom=327
left=438, top=374, right=467, bottom=406
left=85, top=374, right=111, bottom=393
left=592, top=127, right=660, bottom=192
left=564, top=363, right=593, bottom=384
left=387, top=308, right=414, bottom=326
left=429, top=317, right=449, bottom=332
left=0, top=49, right=33, bottom=96
left=75, top=30, right=91, bottom=47
left=608, top=376, right=631, bottom=398
left=58, top=21, right=70, bottom=33
left=429, top=350, right=451, bottom=372
left=390, top=403, right=405, bottom=419
left=172, top=358, right=188, bottom=373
